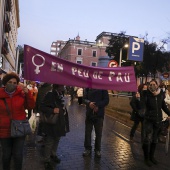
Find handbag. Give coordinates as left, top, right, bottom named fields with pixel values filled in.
left=3, top=99, right=32, bottom=137
left=11, top=119, right=32, bottom=137
left=41, top=113, right=59, bottom=124
left=130, top=111, right=136, bottom=121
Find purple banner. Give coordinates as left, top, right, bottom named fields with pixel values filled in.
left=24, top=45, right=137, bottom=92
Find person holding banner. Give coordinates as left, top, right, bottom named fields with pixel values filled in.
left=0, top=72, right=35, bottom=170
left=82, top=88, right=109, bottom=158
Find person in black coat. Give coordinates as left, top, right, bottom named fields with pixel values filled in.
left=35, top=83, right=52, bottom=137
left=40, top=84, right=69, bottom=170
left=140, top=79, right=170, bottom=167
left=129, top=92, right=144, bottom=141
left=129, top=84, right=147, bottom=141
left=82, top=88, right=109, bottom=158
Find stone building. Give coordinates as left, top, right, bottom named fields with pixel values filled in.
left=0, top=0, right=20, bottom=72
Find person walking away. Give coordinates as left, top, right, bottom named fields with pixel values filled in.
left=0, top=72, right=35, bottom=170
left=74, top=86, right=78, bottom=98
left=69, top=86, right=74, bottom=101
left=77, top=87, right=83, bottom=105
left=40, top=84, right=69, bottom=170
left=82, top=88, right=109, bottom=158
left=140, top=79, right=170, bottom=167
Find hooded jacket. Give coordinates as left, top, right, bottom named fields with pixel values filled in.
left=0, top=87, right=35, bottom=138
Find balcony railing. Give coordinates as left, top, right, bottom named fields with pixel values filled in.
left=6, top=0, right=12, bottom=12
left=1, top=39, right=9, bottom=55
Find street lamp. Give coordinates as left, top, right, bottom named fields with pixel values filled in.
left=119, top=44, right=128, bottom=67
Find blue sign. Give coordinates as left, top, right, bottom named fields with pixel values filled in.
left=127, top=37, right=144, bottom=61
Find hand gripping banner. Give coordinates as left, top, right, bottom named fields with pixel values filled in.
left=24, top=45, right=137, bottom=92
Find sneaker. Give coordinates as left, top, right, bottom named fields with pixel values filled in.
left=95, top=151, right=101, bottom=158
left=82, top=150, right=91, bottom=157
left=44, top=162, right=53, bottom=170
left=50, top=155, right=61, bottom=163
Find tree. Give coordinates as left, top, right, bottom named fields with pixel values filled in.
left=106, top=31, right=129, bottom=63
left=106, top=32, right=170, bottom=81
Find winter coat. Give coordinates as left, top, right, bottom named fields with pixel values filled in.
left=130, top=95, right=144, bottom=121
left=35, top=83, right=52, bottom=112
left=0, top=87, right=35, bottom=138
left=141, top=89, right=170, bottom=122
left=83, top=88, right=109, bottom=119
left=40, top=90, right=69, bottom=137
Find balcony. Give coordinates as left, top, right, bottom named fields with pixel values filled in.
left=4, top=13, right=11, bottom=33
left=6, top=0, right=12, bottom=12
left=1, top=39, right=9, bottom=55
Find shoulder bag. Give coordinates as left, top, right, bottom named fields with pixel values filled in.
left=41, top=112, right=59, bottom=124
left=3, top=98, right=32, bottom=137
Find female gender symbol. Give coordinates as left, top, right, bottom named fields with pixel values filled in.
left=32, top=54, right=45, bottom=74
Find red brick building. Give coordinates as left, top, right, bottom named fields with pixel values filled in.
left=50, top=32, right=118, bottom=66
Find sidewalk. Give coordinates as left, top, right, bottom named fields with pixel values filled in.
left=0, top=96, right=170, bottom=170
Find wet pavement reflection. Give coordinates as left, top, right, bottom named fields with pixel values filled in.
left=0, top=95, right=170, bottom=170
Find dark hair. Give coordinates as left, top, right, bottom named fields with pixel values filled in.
left=159, top=82, right=165, bottom=88
left=138, top=84, right=143, bottom=93
left=149, top=79, right=158, bottom=85
left=2, top=72, right=20, bottom=85
left=138, top=84, right=147, bottom=93
left=52, top=84, right=60, bottom=89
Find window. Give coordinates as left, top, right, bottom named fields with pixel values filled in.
left=91, top=62, right=97, bottom=66
left=92, top=50, right=97, bottom=57
left=77, top=49, right=82, bottom=55
left=50, top=52, right=56, bottom=55
left=77, top=60, right=82, bottom=64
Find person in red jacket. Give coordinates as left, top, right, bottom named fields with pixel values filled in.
left=0, top=72, right=35, bottom=170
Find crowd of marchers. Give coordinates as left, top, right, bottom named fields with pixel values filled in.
left=0, top=72, right=170, bottom=170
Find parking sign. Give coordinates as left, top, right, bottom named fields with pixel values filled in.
left=127, top=37, right=144, bottom=61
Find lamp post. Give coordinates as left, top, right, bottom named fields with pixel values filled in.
left=119, top=44, right=128, bottom=67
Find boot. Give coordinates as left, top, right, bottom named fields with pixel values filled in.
left=150, top=143, right=158, bottom=165
left=142, top=144, right=152, bottom=167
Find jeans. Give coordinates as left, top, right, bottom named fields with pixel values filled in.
left=44, top=136, right=60, bottom=162
left=84, top=117, right=104, bottom=151
left=0, top=137, right=25, bottom=170
left=142, top=119, right=161, bottom=144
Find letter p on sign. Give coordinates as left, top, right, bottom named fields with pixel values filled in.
left=132, top=42, right=140, bottom=53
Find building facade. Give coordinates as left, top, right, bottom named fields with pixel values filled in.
left=50, top=32, right=132, bottom=67
left=50, top=33, right=113, bottom=66
left=0, top=0, right=20, bottom=72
